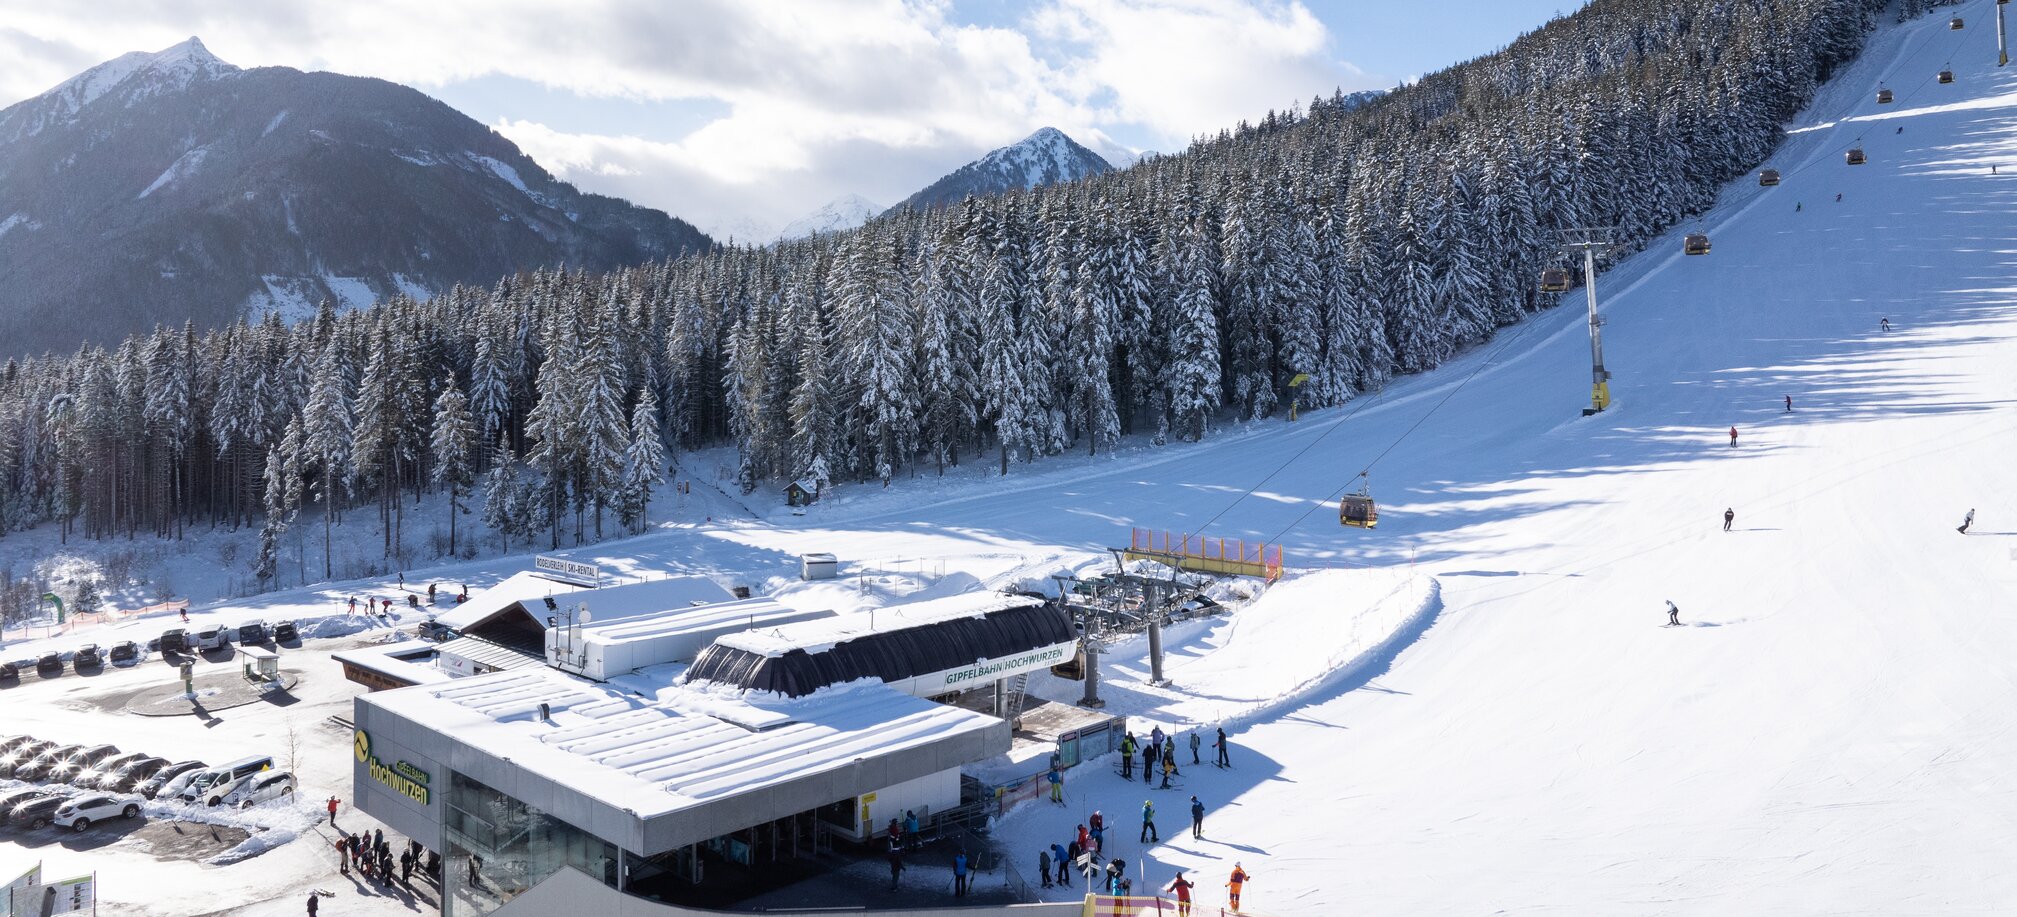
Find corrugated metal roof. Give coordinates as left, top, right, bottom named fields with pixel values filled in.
left=436, top=635, right=546, bottom=672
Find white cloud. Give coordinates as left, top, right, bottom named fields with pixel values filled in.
left=0, top=0, right=1377, bottom=239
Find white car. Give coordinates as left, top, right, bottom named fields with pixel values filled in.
left=225, top=771, right=295, bottom=809
left=189, top=627, right=229, bottom=651
left=51, top=793, right=140, bottom=832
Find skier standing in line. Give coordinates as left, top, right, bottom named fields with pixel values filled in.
left=1161, top=749, right=1177, bottom=788
left=1048, top=764, right=1064, bottom=804
left=1215, top=728, right=1231, bottom=768
left=1167, top=870, right=1195, bottom=916
left=1189, top=729, right=1201, bottom=765
left=1141, top=799, right=1158, bottom=843
left=1089, top=810, right=1105, bottom=851
left=1959, top=508, right=1975, bottom=534
left=1723, top=508, right=1735, bottom=532
left=1226, top=863, right=1252, bottom=912
left=1666, top=600, right=1681, bottom=626
left=1119, top=732, right=1136, bottom=779
left=1190, top=795, right=1206, bottom=839
left=1038, top=847, right=1052, bottom=888
left=1142, top=740, right=1157, bottom=784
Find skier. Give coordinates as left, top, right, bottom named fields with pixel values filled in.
left=180, top=608, right=190, bottom=624
left=1141, top=799, right=1158, bottom=843
left=1189, top=729, right=1201, bottom=765
left=1881, top=317, right=1891, bottom=332
left=1796, top=202, right=1802, bottom=212
left=1048, top=764, right=1064, bottom=803
left=1051, top=842, right=1072, bottom=886
left=1835, top=192, right=1842, bottom=202
left=1784, top=395, right=1793, bottom=413
left=1666, top=600, right=1681, bottom=626
left=1723, top=508, right=1735, bottom=532
left=1226, top=863, right=1252, bottom=912
left=347, top=596, right=357, bottom=614
left=1150, top=725, right=1165, bottom=754
left=952, top=849, right=969, bottom=897
left=1142, top=740, right=1157, bottom=784
left=887, top=837, right=906, bottom=890
left=1167, top=870, right=1195, bottom=916
left=1959, top=508, right=1975, bottom=534
left=1215, top=727, right=1231, bottom=768
left=1089, top=810, right=1105, bottom=850
left=1119, top=732, right=1137, bottom=778
left=1039, top=847, right=1053, bottom=888
left=1161, top=749, right=1177, bottom=788
left=1106, top=858, right=1130, bottom=896
left=1729, top=426, right=1739, bottom=447
left=1190, top=795, right=1206, bottom=839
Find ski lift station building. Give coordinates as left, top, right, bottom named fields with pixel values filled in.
left=350, top=580, right=1082, bottom=915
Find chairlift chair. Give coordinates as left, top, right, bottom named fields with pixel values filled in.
left=1938, top=68, right=1955, bottom=84
left=1539, top=268, right=1571, bottom=293
left=1759, top=169, right=1781, bottom=187
left=1846, top=148, right=1867, bottom=166
left=1683, top=233, right=1711, bottom=256
left=1876, top=87, right=1893, bottom=104
left=1339, top=474, right=1378, bottom=528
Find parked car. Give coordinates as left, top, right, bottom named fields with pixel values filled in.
left=51, top=794, right=140, bottom=832
left=76, top=752, right=149, bottom=790
left=0, top=788, right=52, bottom=820
left=232, top=621, right=268, bottom=645
left=15, top=744, right=84, bottom=781
left=0, top=740, right=54, bottom=777
left=72, top=644, right=101, bottom=669
left=6, top=795, right=65, bottom=830
left=416, top=620, right=454, bottom=642
left=101, top=756, right=169, bottom=794
left=0, top=659, right=19, bottom=681
left=180, top=755, right=274, bottom=807
left=271, top=620, right=299, bottom=643
left=0, top=734, right=38, bottom=755
left=226, top=771, right=295, bottom=809
left=107, top=641, right=141, bottom=664
left=159, top=628, right=189, bottom=654
left=190, top=627, right=228, bottom=652
left=46, top=744, right=121, bottom=784
left=35, top=653, right=62, bottom=676
left=139, top=760, right=207, bottom=800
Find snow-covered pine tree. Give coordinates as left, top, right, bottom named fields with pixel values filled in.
left=617, top=387, right=666, bottom=533
left=430, top=376, right=476, bottom=558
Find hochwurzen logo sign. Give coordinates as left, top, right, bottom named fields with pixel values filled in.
left=355, top=730, right=431, bottom=805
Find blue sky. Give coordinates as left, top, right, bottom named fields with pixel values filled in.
left=1, top=0, right=1586, bottom=238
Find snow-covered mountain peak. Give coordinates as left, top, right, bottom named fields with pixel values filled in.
left=889, top=127, right=1112, bottom=214
left=780, top=194, right=881, bottom=241
left=5, top=37, right=238, bottom=142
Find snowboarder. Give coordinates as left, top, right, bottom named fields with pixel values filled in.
left=1052, top=842, right=1072, bottom=886
left=1215, top=727, right=1231, bottom=767
left=952, top=849, right=969, bottom=896
left=1119, top=732, right=1137, bottom=778
left=1666, top=600, right=1681, bottom=626
left=326, top=795, right=339, bottom=825
left=1161, top=750, right=1177, bottom=788
left=180, top=608, right=190, bottom=624
left=1729, top=426, right=1739, bottom=447
left=1724, top=508, right=1735, bottom=532
left=1226, top=863, right=1252, bottom=912
left=1038, top=848, right=1053, bottom=888
left=1189, top=729, right=1201, bottom=765
left=1140, top=799, right=1158, bottom=842
left=1167, top=871, right=1195, bottom=916
left=1142, top=740, right=1157, bottom=784
left=887, top=838, right=906, bottom=890
left=1959, top=508, right=1975, bottom=534
left=1048, top=764, right=1064, bottom=803
left=1784, top=395, right=1793, bottom=413
left=1881, top=317, right=1891, bottom=331
left=1191, top=795, right=1206, bottom=839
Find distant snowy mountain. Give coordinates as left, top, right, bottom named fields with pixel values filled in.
left=780, top=194, right=880, bottom=240
left=888, top=127, right=1112, bottom=214
left=0, top=37, right=711, bottom=356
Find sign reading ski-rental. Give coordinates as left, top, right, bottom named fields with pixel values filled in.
left=535, top=555, right=600, bottom=585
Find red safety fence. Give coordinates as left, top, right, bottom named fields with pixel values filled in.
left=2, top=599, right=189, bottom=641
left=1127, top=528, right=1284, bottom=582
left=1086, top=895, right=1271, bottom=917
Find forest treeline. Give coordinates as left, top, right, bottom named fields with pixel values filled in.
left=0, top=0, right=1898, bottom=589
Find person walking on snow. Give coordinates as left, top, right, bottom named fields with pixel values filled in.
left=1784, top=395, right=1793, bottom=413
left=1959, top=508, right=1975, bottom=534
left=1141, top=799, right=1159, bottom=843
left=1215, top=728, right=1231, bottom=768
left=306, top=892, right=319, bottom=917
left=1666, top=600, right=1681, bottom=626
left=1167, top=870, right=1195, bottom=916
left=326, top=795, right=339, bottom=825
left=1226, top=863, right=1252, bottom=912
left=1729, top=426, right=1739, bottom=447
left=887, top=837, right=905, bottom=890
left=1190, top=795, right=1206, bottom=838
left=1189, top=729, right=1201, bottom=765
left=1723, top=508, right=1735, bottom=532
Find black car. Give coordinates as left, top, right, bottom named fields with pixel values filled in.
left=75, top=752, right=148, bottom=790
left=0, top=788, right=51, bottom=816
left=73, top=645, right=101, bottom=669
left=158, top=628, right=188, bottom=654
left=108, top=641, right=140, bottom=664
left=0, top=660, right=17, bottom=681
left=0, top=740, right=54, bottom=777
left=46, top=744, right=120, bottom=784
left=35, top=653, right=62, bottom=676
left=234, top=621, right=267, bottom=645
left=271, top=620, right=298, bottom=643
left=7, top=795, right=64, bottom=830
left=137, top=760, right=206, bottom=799
left=99, top=756, right=169, bottom=793
left=0, top=734, right=36, bottom=755
left=16, top=744, right=85, bottom=782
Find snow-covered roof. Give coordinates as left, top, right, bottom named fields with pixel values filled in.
left=710, top=591, right=1043, bottom=658
left=575, top=596, right=826, bottom=645
left=436, top=635, right=546, bottom=673
left=357, top=667, right=1007, bottom=854
left=434, top=571, right=735, bottom=632
left=333, top=640, right=451, bottom=689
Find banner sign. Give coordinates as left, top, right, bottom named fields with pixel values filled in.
left=0, top=862, right=41, bottom=917
left=534, top=555, right=600, bottom=585
left=9, top=873, right=93, bottom=915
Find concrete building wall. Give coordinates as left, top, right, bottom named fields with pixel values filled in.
left=496, top=866, right=1087, bottom=917
left=351, top=698, right=449, bottom=849
left=848, top=769, right=960, bottom=842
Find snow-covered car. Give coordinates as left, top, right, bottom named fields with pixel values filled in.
left=51, top=793, right=140, bottom=832
left=225, top=770, right=295, bottom=809
left=107, top=641, right=141, bottom=664
left=139, top=760, right=206, bottom=800
left=72, top=644, right=101, bottom=668
left=271, top=620, right=298, bottom=642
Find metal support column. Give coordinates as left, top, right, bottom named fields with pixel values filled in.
left=2000, top=0, right=2009, bottom=67
left=1561, top=228, right=1617, bottom=416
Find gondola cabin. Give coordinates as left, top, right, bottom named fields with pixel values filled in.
left=1539, top=268, right=1571, bottom=293
left=1683, top=233, right=1711, bottom=256
left=1846, top=148, right=1867, bottom=166
left=1951, top=16, right=1964, bottom=29
left=1340, top=494, right=1378, bottom=528
left=1759, top=169, right=1781, bottom=187
left=1938, top=69, right=1955, bottom=84
left=1876, top=88, right=1893, bottom=104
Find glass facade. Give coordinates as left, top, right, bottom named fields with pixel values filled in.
left=442, top=769, right=619, bottom=917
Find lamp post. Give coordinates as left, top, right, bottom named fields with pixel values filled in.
left=1561, top=227, right=1618, bottom=416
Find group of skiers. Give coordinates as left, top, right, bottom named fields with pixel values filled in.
left=1117, top=725, right=1230, bottom=783
left=336, top=826, right=434, bottom=889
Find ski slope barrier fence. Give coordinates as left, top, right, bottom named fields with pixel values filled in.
left=494, top=864, right=1089, bottom=915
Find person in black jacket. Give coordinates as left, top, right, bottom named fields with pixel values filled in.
left=1214, top=728, right=1231, bottom=767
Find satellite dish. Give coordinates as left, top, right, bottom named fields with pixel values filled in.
left=578, top=609, right=592, bottom=625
